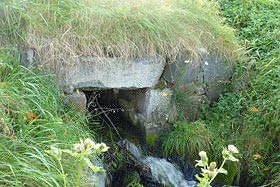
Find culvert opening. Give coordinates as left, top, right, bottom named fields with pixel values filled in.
left=84, top=89, right=147, bottom=144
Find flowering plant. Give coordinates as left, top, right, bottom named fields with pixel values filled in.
left=195, top=145, right=239, bottom=187
left=46, top=138, right=109, bottom=187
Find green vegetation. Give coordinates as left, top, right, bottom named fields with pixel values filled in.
left=1, top=0, right=278, bottom=186
left=0, top=0, right=237, bottom=66
left=146, top=133, right=159, bottom=147
left=164, top=0, right=279, bottom=186
left=162, top=120, right=212, bottom=160
left=0, top=48, right=104, bottom=186
left=124, top=171, right=143, bottom=187
left=195, top=145, right=239, bottom=187
left=206, top=0, right=280, bottom=185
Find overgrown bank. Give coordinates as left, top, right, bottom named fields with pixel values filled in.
left=0, top=48, right=106, bottom=186
left=163, top=0, right=280, bottom=186
left=0, top=0, right=238, bottom=66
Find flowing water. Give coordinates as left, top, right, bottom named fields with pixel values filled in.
left=123, top=140, right=197, bottom=187
left=93, top=140, right=196, bottom=187
left=122, top=139, right=143, bottom=160
left=142, top=156, right=197, bottom=187
left=89, top=90, right=197, bottom=186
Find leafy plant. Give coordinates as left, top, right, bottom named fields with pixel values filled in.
left=46, top=138, right=109, bottom=187
left=198, top=0, right=280, bottom=185
left=127, top=182, right=144, bottom=187
left=195, top=145, right=239, bottom=187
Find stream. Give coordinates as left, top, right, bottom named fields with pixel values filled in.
left=126, top=140, right=196, bottom=187
left=87, top=90, right=197, bottom=187
left=94, top=140, right=197, bottom=187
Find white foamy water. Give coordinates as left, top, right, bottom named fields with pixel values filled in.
left=123, top=139, right=143, bottom=160
left=142, top=156, right=197, bottom=187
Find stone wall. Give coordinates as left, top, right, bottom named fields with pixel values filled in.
left=162, top=53, right=233, bottom=120
left=21, top=48, right=233, bottom=137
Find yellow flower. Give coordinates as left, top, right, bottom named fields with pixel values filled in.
left=162, top=92, right=169, bottom=97
left=264, top=166, right=269, bottom=171
left=26, top=111, right=38, bottom=122
left=0, top=82, right=7, bottom=88
left=250, top=107, right=259, bottom=112
left=37, top=64, right=43, bottom=70
left=253, top=153, right=262, bottom=160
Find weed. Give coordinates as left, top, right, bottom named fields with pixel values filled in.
left=165, top=0, right=279, bottom=185
left=195, top=145, right=239, bottom=187
left=46, top=138, right=108, bottom=187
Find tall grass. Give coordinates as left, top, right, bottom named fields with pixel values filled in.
left=162, top=120, right=212, bottom=160
left=0, top=48, right=94, bottom=186
left=0, top=0, right=238, bottom=66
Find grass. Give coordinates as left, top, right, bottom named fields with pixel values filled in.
left=0, top=0, right=238, bottom=67
left=202, top=0, right=280, bottom=186
left=0, top=47, right=98, bottom=186
left=163, top=0, right=279, bottom=186
left=162, top=120, right=212, bottom=160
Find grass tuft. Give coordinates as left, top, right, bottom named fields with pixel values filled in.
left=0, top=0, right=238, bottom=67
left=162, top=120, right=212, bottom=160
left=0, top=47, right=95, bottom=186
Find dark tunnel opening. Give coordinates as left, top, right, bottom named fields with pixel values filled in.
left=84, top=89, right=147, bottom=145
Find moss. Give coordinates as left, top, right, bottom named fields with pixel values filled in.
left=146, top=133, right=159, bottom=147
left=155, top=80, right=166, bottom=90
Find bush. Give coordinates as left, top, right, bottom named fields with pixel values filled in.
left=167, top=0, right=279, bottom=185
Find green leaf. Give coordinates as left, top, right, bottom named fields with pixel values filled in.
left=195, top=160, right=208, bottom=168
left=228, top=154, right=239, bottom=162
left=218, top=168, right=228, bottom=175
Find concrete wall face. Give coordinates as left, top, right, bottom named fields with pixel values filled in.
left=65, top=56, right=166, bottom=90
left=133, top=88, right=173, bottom=135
